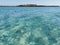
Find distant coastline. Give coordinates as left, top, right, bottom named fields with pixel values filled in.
left=0, top=4, right=60, bottom=7
left=17, top=4, right=60, bottom=7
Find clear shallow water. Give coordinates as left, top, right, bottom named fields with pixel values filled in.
left=0, top=7, right=60, bottom=45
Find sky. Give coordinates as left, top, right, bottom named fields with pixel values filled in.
left=0, top=0, right=60, bottom=6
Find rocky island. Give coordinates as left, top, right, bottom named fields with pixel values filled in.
left=18, top=4, right=60, bottom=7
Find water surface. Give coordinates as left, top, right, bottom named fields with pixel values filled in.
left=0, top=7, right=60, bottom=45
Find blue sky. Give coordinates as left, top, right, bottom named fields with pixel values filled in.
left=0, top=0, right=60, bottom=5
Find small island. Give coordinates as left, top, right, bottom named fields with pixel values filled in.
left=18, top=4, right=60, bottom=7
left=0, top=4, right=60, bottom=7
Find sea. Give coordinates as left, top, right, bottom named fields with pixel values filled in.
left=0, top=7, right=60, bottom=45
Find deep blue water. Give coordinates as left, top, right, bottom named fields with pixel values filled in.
left=0, top=7, right=60, bottom=45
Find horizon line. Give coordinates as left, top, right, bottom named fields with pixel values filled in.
left=0, top=4, right=60, bottom=6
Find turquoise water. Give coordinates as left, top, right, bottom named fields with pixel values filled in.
left=0, top=7, right=60, bottom=45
